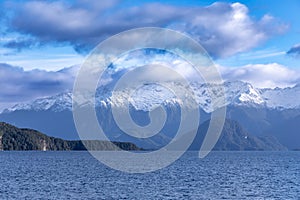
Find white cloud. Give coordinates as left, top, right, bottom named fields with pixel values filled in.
left=172, top=3, right=287, bottom=58
left=105, top=49, right=206, bottom=84
left=1, top=55, right=84, bottom=71
left=219, top=63, right=300, bottom=88
left=5, top=1, right=287, bottom=58
left=95, top=49, right=300, bottom=89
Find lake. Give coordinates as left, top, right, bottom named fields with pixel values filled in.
left=0, top=151, right=299, bottom=199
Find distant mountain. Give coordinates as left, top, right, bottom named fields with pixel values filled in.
left=0, top=81, right=299, bottom=149
left=3, top=81, right=300, bottom=113
left=0, top=120, right=287, bottom=151
left=0, top=122, right=141, bottom=151
left=189, top=119, right=287, bottom=151
left=225, top=105, right=300, bottom=150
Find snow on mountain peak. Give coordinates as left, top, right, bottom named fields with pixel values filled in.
left=261, top=84, right=300, bottom=109
left=232, top=82, right=264, bottom=105
left=3, top=92, right=72, bottom=113
left=3, top=81, right=300, bottom=114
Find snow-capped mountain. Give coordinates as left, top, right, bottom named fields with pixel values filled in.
left=261, top=84, right=300, bottom=109
left=1, top=80, right=300, bottom=149
left=3, top=81, right=300, bottom=114
left=4, top=92, right=73, bottom=113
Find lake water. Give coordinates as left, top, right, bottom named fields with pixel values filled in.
left=0, top=151, right=299, bottom=199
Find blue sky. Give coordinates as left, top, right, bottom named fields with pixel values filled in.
left=0, top=0, right=299, bottom=109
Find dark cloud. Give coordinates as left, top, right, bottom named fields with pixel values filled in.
left=3, top=1, right=287, bottom=58
left=0, top=63, right=77, bottom=103
left=3, top=39, right=39, bottom=51
left=287, top=44, right=300, bottom=57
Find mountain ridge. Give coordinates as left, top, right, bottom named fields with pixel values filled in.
left=3, top=81, right=300, bottom=114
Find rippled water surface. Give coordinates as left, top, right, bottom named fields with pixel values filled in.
left=0, top=151, right=299, bottom=199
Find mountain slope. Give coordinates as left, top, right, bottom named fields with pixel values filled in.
left=226, top=106, right=300, bottom=149
left=189, top=119, right=287, bottom=151
left=0, top=122, right=140, bottom=151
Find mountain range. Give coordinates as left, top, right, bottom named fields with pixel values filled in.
left=4, top=81, right=300, bottom=113
left=0, top=81, right=299, bottom=150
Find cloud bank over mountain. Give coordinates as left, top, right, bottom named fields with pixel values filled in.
left=0, top=63, right=78, bottom=109
left=219, top=63, right=300, bottom=88
left=1, top=56, right=299, bottom=110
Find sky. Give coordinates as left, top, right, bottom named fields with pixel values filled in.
left=0, top=0, right=299, bottom=110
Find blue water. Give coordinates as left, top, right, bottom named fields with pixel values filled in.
left=0, top=151, right=299, bottom=199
